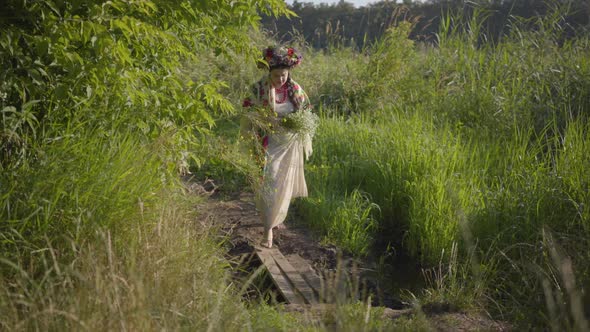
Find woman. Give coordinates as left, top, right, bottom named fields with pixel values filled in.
left=242, top=46, right=313, bottom=248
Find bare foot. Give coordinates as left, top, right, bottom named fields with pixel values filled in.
left=260, top=228, right=273, bottom=248
left=274, top=223, right=286, bottom=230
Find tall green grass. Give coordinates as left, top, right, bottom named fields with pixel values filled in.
left=290, top=4, right=590, bottom=328
left=0, top=179, right=310, bottom=330
left=0, top=2, right=432, bottom=329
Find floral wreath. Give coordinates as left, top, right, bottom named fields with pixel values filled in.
left=258, top=46, right=302, bottom=69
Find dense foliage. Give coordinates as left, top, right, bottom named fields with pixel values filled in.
left=0, top=1, right=317, bottom=330
left=0, top=0, right=293, bottom=257
left=2, top=0, right=590, bottom=330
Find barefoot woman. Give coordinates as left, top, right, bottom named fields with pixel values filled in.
left=242, top=46, right=313, bottom=248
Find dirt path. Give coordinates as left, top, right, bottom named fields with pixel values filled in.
left=204, top=191, right=342, bottom=271
left=189, top=179, right=510, bottom=331
left=194, top=188, right=407, bottom=307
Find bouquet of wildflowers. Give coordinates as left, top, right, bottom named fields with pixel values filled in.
left=281, top=109, right=319, bottom=138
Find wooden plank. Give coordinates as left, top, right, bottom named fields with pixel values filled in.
left=255, top=247, right=304, bottom=304
left=285, top=254, right=325, bottom=302
left=271, top=251, right=319, bottom=305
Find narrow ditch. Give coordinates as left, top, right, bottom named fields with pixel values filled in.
left=192, top=182, right=412, bottom=311
left=227, top=236, right=410, bottom=312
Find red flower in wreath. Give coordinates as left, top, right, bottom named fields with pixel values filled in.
left=260, top=46, right=302, bottom=69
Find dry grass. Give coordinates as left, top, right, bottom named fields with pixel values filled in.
left=0, top=190, right=251, bottom=331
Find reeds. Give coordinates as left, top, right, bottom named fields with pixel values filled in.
left=290, top=2, right=590, bottom=328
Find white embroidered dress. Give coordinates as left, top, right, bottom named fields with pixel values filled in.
left=258, top=91, right=308, bottom=230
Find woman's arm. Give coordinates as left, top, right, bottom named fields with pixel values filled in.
left=288, top=80, right=312, bottom=112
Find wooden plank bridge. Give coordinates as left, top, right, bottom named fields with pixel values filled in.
left=253, top=245, right=412, bottom=321
left=254, top=246, right=324, bottom=305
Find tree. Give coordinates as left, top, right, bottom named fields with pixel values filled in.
left=0, top=0, right=293, bottom=168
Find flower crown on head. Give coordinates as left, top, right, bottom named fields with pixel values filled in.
left=258, top=46, right=302, bottom=70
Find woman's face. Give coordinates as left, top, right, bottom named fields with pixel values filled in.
left=270, top=68, right=289, bottom=88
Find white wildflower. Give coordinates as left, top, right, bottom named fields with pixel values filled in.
left=281, top=109, right=319, bottom=138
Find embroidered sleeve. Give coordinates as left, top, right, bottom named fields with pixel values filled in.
left=242, top=83, right=257, bottom=109
left=289, top=80, right=312, bottom=112
left=243, top=78, right=272, bottom=109
left=241, top=78, right=271, bottom=146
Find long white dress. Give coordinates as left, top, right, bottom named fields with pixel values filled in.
left=257, top=100, right=308, bottom=230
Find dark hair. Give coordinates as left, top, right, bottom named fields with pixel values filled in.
left=269, top=64, right=291, bottom=71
